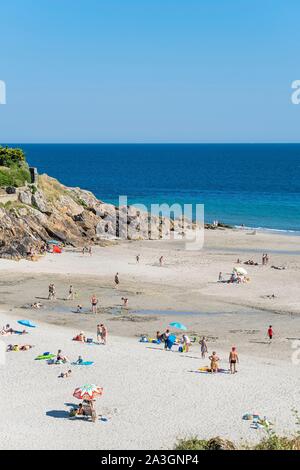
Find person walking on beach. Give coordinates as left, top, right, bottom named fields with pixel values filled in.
left=229, top=347, right=239, bottom=374
left=100, top=323, right=107, bottom=345
left=159, top=256, right=164, bottom=266
left=218, top=272, right=223, bottom=282
left=96, top=324, right=102, bottom=343
left=136, top=254, right=140, bottom=264
left=199, top=336, right=208, bottom=359
left=67, top=285, right=75, bottom=300
left=91, top=294, right=98, bottom=314
left=265, top=253, right=269, bottom=265
left=268, top=325, right=273, bottom=343
left=262, top=254, right=266, bottom=266
left=48, top=283, right=56, bottom=300
left=114, top=273, right=119, bottom=288
left=88, top=246, right=92, bottom=256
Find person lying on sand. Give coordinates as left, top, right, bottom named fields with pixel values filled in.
left=56, top=349, right=69, bottom=363
left=7, top=344, right=34, bottom=352
left=76, top=304, right=83, bottom=313
left=31, top=302, right=43, bottom=309
left=59, top=370, right=72, bottom=378
left=229, top=347, right=239, bottom=374
left=73, top=332, right=86, bottom=342
left=1, top=324, right=14, bottom=334
left=209, top=351, right=220, bottom=373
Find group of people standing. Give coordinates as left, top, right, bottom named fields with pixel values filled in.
left=262, top=253, right=269, bottom=265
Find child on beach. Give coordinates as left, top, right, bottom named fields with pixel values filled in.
left=229, top=347, right=239, bottom=374
left=59, top=370, right=72, bottom=378
left=209, top=351, right=220, bottom=373
left=75, top=355, right=83, bottom=364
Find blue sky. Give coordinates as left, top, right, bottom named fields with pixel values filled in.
left=0, top=0, right=300, bottom=143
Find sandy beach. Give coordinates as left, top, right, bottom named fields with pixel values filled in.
left=1, top=228, right=300, bottom=449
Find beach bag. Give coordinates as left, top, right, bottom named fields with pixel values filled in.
left=87, top=338, right=93, bottom=343
left=178, top=345, right=183, bottom=353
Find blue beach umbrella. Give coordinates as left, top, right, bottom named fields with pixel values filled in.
left=17, top=320, right=37, bottom=328
left=169, top=322, right=187, bottom=331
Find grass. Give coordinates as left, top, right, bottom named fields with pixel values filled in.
left=0, top=165, right=31, bottom=187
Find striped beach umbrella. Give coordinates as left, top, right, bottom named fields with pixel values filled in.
left=73, top=384, right=103, bottom=401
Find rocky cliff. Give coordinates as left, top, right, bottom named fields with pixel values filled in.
left=0, top=174, right=196, bottom=259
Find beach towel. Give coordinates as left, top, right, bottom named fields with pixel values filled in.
left=35, top=354, right=55, bottom=361
left=71, top=361, right=94, bottom=366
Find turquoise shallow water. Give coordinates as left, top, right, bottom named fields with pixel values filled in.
left=9, top=143, right=300, bottom=232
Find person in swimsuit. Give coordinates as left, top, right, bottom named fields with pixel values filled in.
left=163, top=329, right=170, bottom=350
left=229, top=347, right=239, bottom=374
left=209, top=351, right=220, bottom=373
left=96, top=324, right=102, bottom=343
left=91, top=295, right=98, bottom=314
left=100, top=324, right=107, bottom=345
left=136, top=254, right=140, bottom=264
left=268, top=325, right=273, bottom=342
left=199, top=337, right=208, bottom=359
left=182, top=334, right=191, bottom=353
left=114, top=273, right=119, bottom=288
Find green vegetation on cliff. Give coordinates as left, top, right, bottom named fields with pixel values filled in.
left=0, top=145, right=31, bottom=187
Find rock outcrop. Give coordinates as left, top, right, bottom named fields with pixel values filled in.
left=0, top=174, right=201, bottom=260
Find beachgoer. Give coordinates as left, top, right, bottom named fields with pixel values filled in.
left=114, top=273, right=119, bottom=288
left=67, top=285, right=75, bottom=300
left=136, top=254, right=140, bottom=263
left=268, top=325, right=273, bottom=342
left=218, top=272, right=223, bottom=282
left=182, top=334, right=191, bottom=353
left=229, top=347, right=239, bottom=374
left=73, top=332, right=85, bottom=342
left=75, top=355, right=83, bottom=364
left=199, top=336, right=208, bottom=359
left=100, top=324, right=107, bottom=345
left=56, top=349, right=68, bottom=363
left=159, top=256, right=164, bottom=266
left=91, top=295, right=98, bottom=314
left=88, top=246, right=92, bottom=256
left=96, top=324, right=102, bottom=343
left=209, top=351, right=220, bottom=373
left=59, top=370, right=72, bottom=378
left=48, top=283, right=56, bottom=300
left=76, top=304, right=82, bottom=313
left=162, top=329, right=170, bottom=350
left=121, top=297, right=128, bottom=306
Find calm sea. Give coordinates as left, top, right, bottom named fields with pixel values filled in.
left=9, top=143, right=300, bottom=232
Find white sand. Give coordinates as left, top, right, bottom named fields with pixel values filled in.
left=1, top=229, right=300, bottom=449
left=1, top=312, right=299, bottom=450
